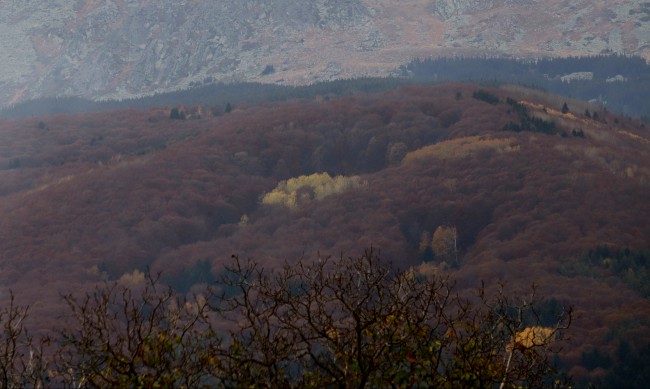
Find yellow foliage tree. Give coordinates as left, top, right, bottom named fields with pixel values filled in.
left=510, top=326, right=556, bottom=350
left=261, top=172, right=366, bottom=208
left=432, top=226, right=458, bottom=264
left=402, top=136, right=519, bottom=164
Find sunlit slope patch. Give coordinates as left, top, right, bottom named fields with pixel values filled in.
left=402, top=136, right=520, bottom=164
left=261, top=172, right=367, bottom=209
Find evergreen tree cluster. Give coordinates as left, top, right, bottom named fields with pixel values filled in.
left=502, top=96, right=557, bottom=135
left=402, top=54, right=650, bottom=118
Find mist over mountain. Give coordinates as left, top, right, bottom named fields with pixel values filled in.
left=1, top=0, right=648, bottom=107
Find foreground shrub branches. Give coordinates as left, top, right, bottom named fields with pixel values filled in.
left=0, top=249, right=571, bottom=388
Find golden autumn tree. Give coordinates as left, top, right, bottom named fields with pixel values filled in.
left=261, top=172, right=366, bottom=209
left=432, top=225, right=458, bottom=265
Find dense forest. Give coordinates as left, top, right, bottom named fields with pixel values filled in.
left=0, top=82, right=649, bottom=386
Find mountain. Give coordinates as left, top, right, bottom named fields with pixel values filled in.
left=1, top=82, right=649, bottom=384
left=1, top=0, right=649, bottom=107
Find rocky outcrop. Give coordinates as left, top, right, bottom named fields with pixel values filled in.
left=431, top=0, right=496, bottom=20
left=0, top=0, right=647, bottom=107
left=0, top=1, right=371, bottom=105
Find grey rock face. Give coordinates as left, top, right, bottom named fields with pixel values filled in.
left=431, top=0, right=496, bottom=20
left=0, top=0, right=369, bottom=104
left=0, top=0, right=647, bottom=107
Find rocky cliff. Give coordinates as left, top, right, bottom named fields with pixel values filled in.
left=1, top=0, right=648, bottom=107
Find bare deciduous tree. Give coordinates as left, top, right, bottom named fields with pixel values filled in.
left=55, top=274, right=219, bottom=388
left=0, top=249, right=572, bottom=388
left=213, top=248, right=572, bottom=388
left=0, top=291, right=51, bottom=388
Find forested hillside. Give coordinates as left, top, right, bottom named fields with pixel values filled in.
left=1, top=83, right=649, bottom=385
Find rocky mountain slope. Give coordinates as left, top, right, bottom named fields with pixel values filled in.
left=1, top=0, right=648, bottom=107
